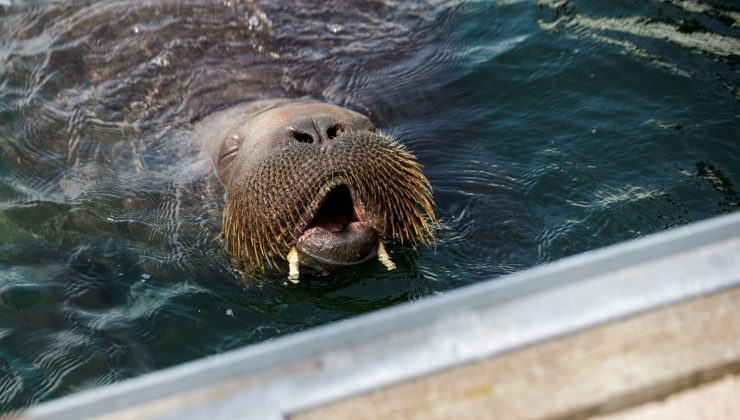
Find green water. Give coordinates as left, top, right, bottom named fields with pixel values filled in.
left=0, top=0, right=738, bottom=411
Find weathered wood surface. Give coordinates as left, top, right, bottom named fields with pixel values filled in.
left=292, top=286, right=740, bottom=420
left=594, top=374, right=739, bottom=420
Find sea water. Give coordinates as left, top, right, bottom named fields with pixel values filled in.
left=0, top=0, right=737, bottom=410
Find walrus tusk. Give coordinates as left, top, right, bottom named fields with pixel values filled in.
left=377, top=242, right=396, bottom=271
left=287, top=247, right=300, bottom=283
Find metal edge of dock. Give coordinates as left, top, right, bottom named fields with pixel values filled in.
left=20, top=210, right=740, bottom=419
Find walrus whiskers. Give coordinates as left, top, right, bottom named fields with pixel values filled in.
left=222, top=131, right=436, bottom=271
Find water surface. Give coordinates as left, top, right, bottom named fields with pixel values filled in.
left=0, top=0, right=738, bottom=410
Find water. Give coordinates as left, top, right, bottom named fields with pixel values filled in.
left=0, top=0, right=737, bottom=410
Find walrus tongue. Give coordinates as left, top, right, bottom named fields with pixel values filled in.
left=307, top=209, right=352, bottom=233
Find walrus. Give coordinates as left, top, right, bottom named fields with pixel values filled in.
left=195, top=98, right=436, bottom=281
left=0, top=0, right=441, bottom=284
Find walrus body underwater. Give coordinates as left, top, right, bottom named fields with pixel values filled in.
left=0, top=0, right=448, bottom=409
left=196, top=98, right=436, bottom=281
left=0, top=0, right=440, bottom=284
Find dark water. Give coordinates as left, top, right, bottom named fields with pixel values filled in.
left=0, top=0, right=738, bottom=410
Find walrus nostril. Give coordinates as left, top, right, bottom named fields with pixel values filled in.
left=326, top=123, right=344, bottom=139
left=290, top=129, right=314, bottom=144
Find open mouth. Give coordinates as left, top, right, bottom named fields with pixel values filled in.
left=296, top=184, right=379, bottom=266
left=301, top=185, right=361, bottom=236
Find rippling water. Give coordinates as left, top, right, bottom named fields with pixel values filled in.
left=0, top=0, right=738, bottom=410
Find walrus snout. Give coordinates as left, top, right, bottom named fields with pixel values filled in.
left=202, top=99, right=436, bottom=274
left=296, top=184, right=380, bottom=266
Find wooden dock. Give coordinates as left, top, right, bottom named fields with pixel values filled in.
left=294, top=286, right=740, bottom=419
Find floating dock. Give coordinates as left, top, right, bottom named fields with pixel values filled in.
left=23, top=211, right=740, bottom=419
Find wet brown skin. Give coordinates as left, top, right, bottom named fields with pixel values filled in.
left=196, top=98, right=435, bottom=271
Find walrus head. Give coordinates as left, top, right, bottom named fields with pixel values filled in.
left=206, top=99, right=435, bottom=276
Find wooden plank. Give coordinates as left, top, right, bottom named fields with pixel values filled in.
left=291, top=286, right=740, bottom=420
left=593, top=374, right=740, bottom=420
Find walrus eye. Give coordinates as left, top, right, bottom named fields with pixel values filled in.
left=219, top=136, right=240, bottom=164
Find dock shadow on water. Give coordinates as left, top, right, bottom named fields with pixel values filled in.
left=0, top=0, right=737, bottom=410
